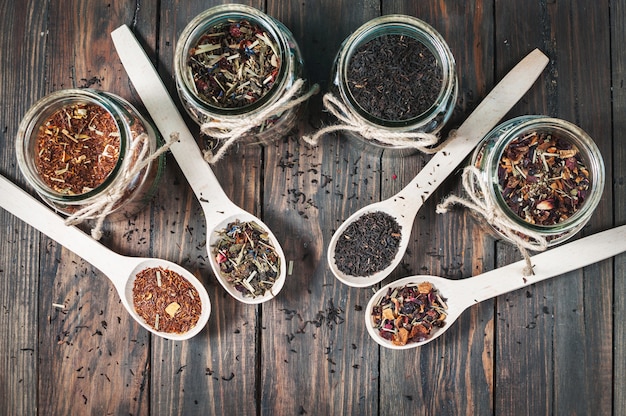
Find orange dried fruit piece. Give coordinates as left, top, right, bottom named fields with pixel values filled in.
left=409, top=323, right=429, bottom=339
left=559, top=148, right=577, bottom=159
left=536, top=200, right=554, bottom=210
left=382, top=307, right=395, bottom=320
left=165, top=302, right=181, bottom=318
left=392, top=327, right=409, bottom=346
left=418, top=281, right=433, bottom=294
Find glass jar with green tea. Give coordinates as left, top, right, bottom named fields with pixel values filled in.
left=174, top=4, right=307, bottom=151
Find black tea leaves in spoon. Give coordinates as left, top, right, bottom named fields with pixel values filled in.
left=334, top=211, right=402, bottom=277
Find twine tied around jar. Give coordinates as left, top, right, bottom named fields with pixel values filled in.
left=200, top=79, right=319, bottom=164
left=435, top=166, right=549, bottom=276
left=64, top=133, right=175, bottom=240
left=301, top=93, right=444, bottom=152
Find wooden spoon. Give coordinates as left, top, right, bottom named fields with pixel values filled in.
left=366, top=224, right=626, bottom=349
left=0, top=174, right=211, bottom=341
left=327, top=49, right=549, bottom=287
left=111, top=25, right=287, bottom=305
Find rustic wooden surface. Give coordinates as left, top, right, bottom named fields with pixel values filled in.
left=0, top=1, right=623, bottom=415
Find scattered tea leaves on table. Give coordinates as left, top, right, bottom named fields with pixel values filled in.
left=498, top=131, right=591, bottom=226
left=371, top=281, right=447, bottom=346
left=213, top=220, right=280, bottom=298
left=334, top=211, right=401, bottom=276
left=132, top=267, right=202, bottom=334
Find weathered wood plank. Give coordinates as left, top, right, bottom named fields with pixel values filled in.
left=0, top=221, right=40, bottom=416
left=494, top=1, right=613, bottom=415
left=1, top=0, right=624, bottom=415
left=262, top=0, right=382, bottom=414
left=148, top=1, right=264, bottom=414
left=610, top=0, right=626, bottom=413
left=0, top=1, right=49, bottom=416
left=35, top=1, right=159, bottom=414
left=378, top=2, right=495, bottom=415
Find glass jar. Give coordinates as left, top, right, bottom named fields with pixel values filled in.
left=174, top=4, right=305, bottom=146
left=330, top=14, right=458, bottom=154
left=470, top=116, right=605, bottom=246
left=16, top=89, right=165, bottom=220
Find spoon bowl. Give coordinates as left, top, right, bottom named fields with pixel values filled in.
left=206, top=211, right=287, bottom=304
left=0, top=175, right=211, bottom=341
left=122, top=258, right=211, bottom=340
left=112, top=25, right=287, bottom=304
left=329, top=49, right=550, bottom=287
left=365, top=275, right=467, bottom=349
left=365, top=224, right=626, bottom=349
left=328, top=205, right=415, bottom=288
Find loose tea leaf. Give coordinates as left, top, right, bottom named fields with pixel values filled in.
left=346, top=34, right=442, bottom=121
left=187, top=19, right=280, bottom=108
left=371, top=281, right=447, bottom=346
left=498, top=131, right=591, bottom=226
left=213, top=220, right=280, bottom=298
left=132, top=267, right=202, bottom=334
left=334, top=211, right=401, bottom=276
left=34, top=103, right=120, bottom=195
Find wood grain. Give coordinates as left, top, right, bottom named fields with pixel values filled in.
left=262, top=1, right=382, bottom=414
left=611, top=0, right=626, bottom=413
left=35, top=1, right=155, bottom=414
left=1, top=1, right=52, bottom=415
left=150, top=1, right=263, bottom=414
left=494, top=1, right=614, bottom=415
left=379, top=2, right=495, bottom=415
left=0, top=0, right=624, bottom=415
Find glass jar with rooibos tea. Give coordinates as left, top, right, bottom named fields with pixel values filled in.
left=16, top=89, right=164, bottom=220
left=174, top=4, right=305, bottom=146
left=330, top=14, right=457, bottom=154
left=471, top=116, right=605, bottom=245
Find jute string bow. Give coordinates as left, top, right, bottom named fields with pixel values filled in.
left=201, top=79, right=319, bottom=163
left=65, top=133, right=175, bottom=240
left=301, top=92, right=444, bottom=153
left=436, top=165, right=549, bottom=276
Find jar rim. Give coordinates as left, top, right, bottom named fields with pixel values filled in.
left=483, top=116, right=605, bottom=236
left=334, top=14, right=457, bottom=130
left=15, top=89, right=130, bottom=203
left=174, top=4, right=292, bottom=117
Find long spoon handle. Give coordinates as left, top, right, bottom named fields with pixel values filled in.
left=0, top=175, right=130, bottom=288
left=111, top=24, right=233, bottom=212
left=397, top=49, right=549, bottom=207
left=463, top=225, right=626, bottom=304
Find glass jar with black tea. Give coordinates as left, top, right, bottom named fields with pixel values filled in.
left=330, top=14, right=458, bottom=154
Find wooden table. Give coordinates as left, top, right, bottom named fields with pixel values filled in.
left=1, top=1, right=624, bottom=415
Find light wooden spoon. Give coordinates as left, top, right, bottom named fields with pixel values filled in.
left=327, top=49, right=549, bottom=287
left=111, top=25, right=287, bottom=305
left=0, top=174, right=211, bottom=340
left=366, top=224, right=626, bottom=349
